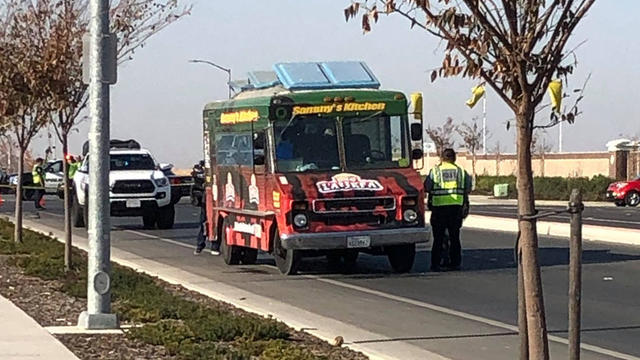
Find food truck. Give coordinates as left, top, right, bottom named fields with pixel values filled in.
left=202, top=61, right=430, bottom=275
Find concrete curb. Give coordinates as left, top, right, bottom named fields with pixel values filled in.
left=14, top=217, right=450, bottom=360
left=463, top=214, right=640, bottom=246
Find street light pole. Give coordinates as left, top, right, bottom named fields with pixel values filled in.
left=78, top=0, right=118, bottom=330
left=189, top=59, right=232, bottom=99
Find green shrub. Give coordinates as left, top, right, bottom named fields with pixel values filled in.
left=473, top=175, right=613, bottom=201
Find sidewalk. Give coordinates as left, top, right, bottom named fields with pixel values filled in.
left=0, top=295, right=79, bottom=360
left=469, top=194, right=614, bottom=207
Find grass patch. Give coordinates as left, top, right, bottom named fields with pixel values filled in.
left=0, top=218, right=326, bottom=359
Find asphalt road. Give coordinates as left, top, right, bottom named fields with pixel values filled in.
left=471, top=204, right=640, bottom=229
left=2, top=196, right=640, bottom=359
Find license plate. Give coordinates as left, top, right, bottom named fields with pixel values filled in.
left=347, top=235, right=370, bottom=248
left=126, top=199, right=141, bottom=208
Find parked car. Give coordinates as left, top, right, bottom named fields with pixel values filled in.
left=606, top=176, right=640, bottom=207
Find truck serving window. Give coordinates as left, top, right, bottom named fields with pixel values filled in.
left=343, top=115, right=410, bottom=169
left=216, top=133, right=253, bottom=166
left=110, top=154, right=156, bottom=171
left=274, top=115, right=340, bottom=172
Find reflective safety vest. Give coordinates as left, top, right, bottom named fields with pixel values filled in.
left=32, top=164, right=43, bottom=185
left=68, top=162, right=79, bottom=179
left=430, top=162, right=466, bottom=206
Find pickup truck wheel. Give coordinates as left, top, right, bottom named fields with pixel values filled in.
left=387, top=244, right=416, bottom=273
left=71, top=193, right=85, bottom=228
left=190, top=194, right=201, bottom=207
left=625, top=191, right=640, bottom=207
left=156, top=204, right=175, bottom=229
left=273, top=230, right=300, bottom=275
left=23, top=189, right=34, bottom=201
left=221, top=218, right=242, bottom=265
left=142, top=213, right=157, bottom=229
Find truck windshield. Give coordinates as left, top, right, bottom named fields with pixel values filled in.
left=274, top=114, right=410, bottom=172
left=343, top=115, right=410, bottom=170
left=274, top=115, right=340, bottom=172
left=110, top=154, right=156, bottom=171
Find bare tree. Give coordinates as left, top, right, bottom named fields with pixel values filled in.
left=456, top=118, right=485, bottom=181
left=426, top=117, right=456, bottom=156
left=531, top=131, right=552, bottom=177
left=0, top=0, right=55, bottom=243
left=345, top=1, right=595, bottom=357
left=493, top=141, right=502, bottom=176
left=42, top=0, right=190, bottom=271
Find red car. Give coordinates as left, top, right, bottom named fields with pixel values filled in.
left=606, top=177, right=640, bottom=207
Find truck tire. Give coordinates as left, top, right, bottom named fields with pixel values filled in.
left=387, top=244, right=416, bottom=273
left=71, top=193, right=85, bottom=228
left=142, top=213, right=157, bottom=229
left=220, top=217, right=242, bottom=265
left=273, top=230, right=300, bottom=275
left=156, top=204, right=175, bottom=229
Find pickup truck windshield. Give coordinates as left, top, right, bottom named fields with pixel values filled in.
left=110, top=154, right=155, bottom=171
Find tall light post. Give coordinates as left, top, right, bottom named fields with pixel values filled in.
left=189, top=59, right=232, bottom=99
left=78, top=0, right=118, bottom=330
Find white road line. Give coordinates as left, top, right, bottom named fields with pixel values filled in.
left=115, top=228, right=639, bottom=359
left=308, top=276, right=639, bottom=360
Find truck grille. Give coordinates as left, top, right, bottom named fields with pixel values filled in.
left=312, top=196, right=395, bottom=214
left=112, top=180, right=155, bottom=194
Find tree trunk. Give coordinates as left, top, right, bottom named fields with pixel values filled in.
left=62, top=135, right=72, bottom=272
left=472, top=152, right=477, bottom=186
left=541, top=153, right=545, bottom=178
left=14, top=149, right=24, bottom=243
left=516, top=110, right=550, bottom=359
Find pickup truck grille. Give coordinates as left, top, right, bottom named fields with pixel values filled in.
left=112, top=180, right=155, bottom=194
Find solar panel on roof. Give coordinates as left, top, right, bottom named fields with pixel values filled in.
left=274, top=62, right=330, bottom=89
left=320, top=61, right=379, bottom=88
left=247, top=71, right=280, bottom=89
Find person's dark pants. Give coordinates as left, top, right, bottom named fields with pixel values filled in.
left=33, top=185, right=44, bottom=208
left=430, top=205, right=463, bottom=268
left=196, top=206, right=220, bottom=251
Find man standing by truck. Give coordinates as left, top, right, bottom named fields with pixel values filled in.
left=425, top=148, right=471, bottom=272
left=32, top=157, right=45, bottom=209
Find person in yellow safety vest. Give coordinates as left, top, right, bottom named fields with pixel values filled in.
left=425, top=148, right=471, bottom=272
left=66, top=155, right=79, bottom=179
left=32, top=157, right=45, bottom=210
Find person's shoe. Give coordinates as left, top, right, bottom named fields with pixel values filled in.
left=193, top=248, right=203, bottom=255
left=210, top=249, right=220, bottom=256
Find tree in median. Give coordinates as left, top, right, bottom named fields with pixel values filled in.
left=344, top=1, right=595, bottom=358
left=426, top=117, right=456, bottom=156
left=0, top=0, right=53, bottom=243
left=43, top=0, right=190, bottom=271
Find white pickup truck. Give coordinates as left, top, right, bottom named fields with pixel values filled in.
left=71, top=140, right=174, bottom=229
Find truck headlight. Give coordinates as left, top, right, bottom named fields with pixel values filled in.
left=154, top=177, right=169, bottom=187
left=293, top=213, right=308, bottom=228
left=403, top=209, right=418, bottom=222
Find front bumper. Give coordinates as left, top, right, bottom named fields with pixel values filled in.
left=605, top=190, right=624, bottom=201
left=109, top=193, right=171, bottom=216
left=280, top=226, right=431, bottom=250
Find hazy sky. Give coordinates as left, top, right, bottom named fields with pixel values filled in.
left=32, top=0, right=640, bottom=168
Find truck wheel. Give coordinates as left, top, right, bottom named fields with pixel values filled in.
left=71, top=193, right=85, bottom=228
left=142, top=213, right=157, bottom=229
left=221, top=218, right=242, bottom=265
left=273, top=230, right=300, bottom=275
left=156, top=204, right=175, bottom=229
left=625, top=191, right=640, bottom=207
left=387, top=244, right=416, bottom=273
left=241, top=248, right=258, bottom=265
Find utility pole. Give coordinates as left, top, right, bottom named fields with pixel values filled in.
left=78, top=0, right=118, bottom=330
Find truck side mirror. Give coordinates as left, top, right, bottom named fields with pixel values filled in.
left=410, top=123, right=422, bottom=141
left=411, top=148, right=424, bottom=160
